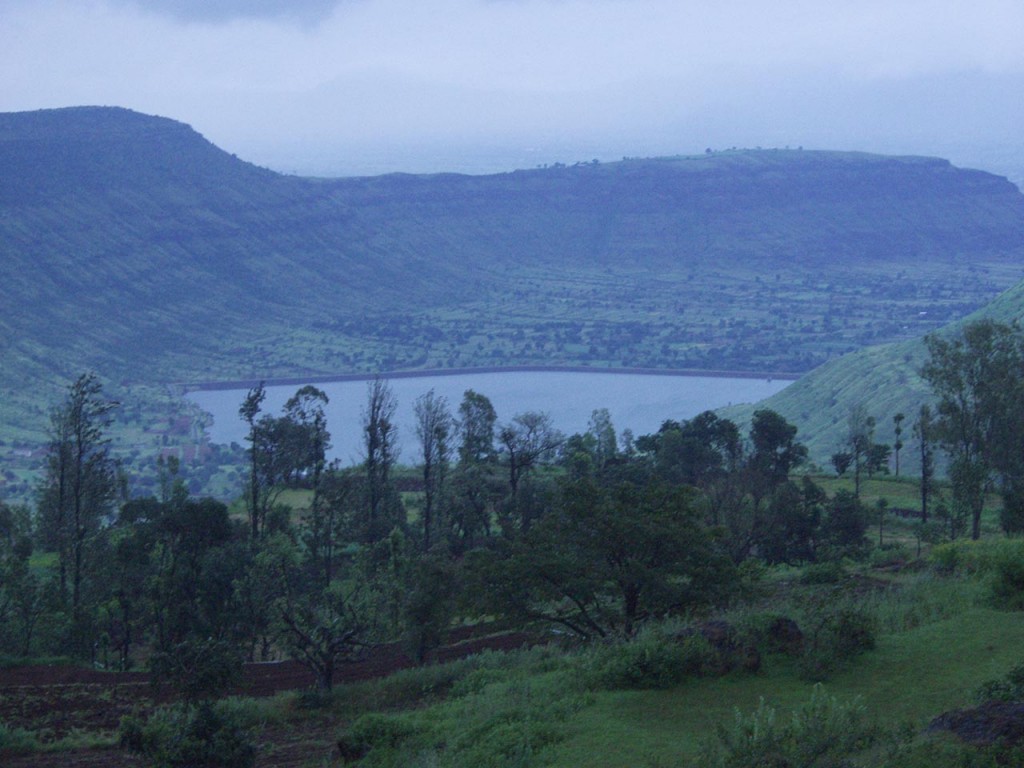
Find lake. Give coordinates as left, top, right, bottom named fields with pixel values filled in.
left=186, top=369, right=793, bottom=464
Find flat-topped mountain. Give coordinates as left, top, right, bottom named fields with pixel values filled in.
left=2, top=106, right=1023, bottom=488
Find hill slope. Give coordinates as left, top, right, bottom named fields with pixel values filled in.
left=728, top=278, right=1024, bottom=468
left=2, top=106, right=1024, bottom=491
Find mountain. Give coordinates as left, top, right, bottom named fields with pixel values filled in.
left=2, top=106, right=1024, bottom=492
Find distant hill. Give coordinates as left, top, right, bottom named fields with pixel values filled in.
left=727, top=279, right=1024, bottom=470
left=2, top=106, right=1024, bottom=492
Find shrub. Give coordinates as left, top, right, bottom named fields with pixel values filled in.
left=119, top=702, right=256, bottom=768
left=0, top=720, right=39, bottom=754
left=581, top=629, right=717, bottom=690
left=869, top=543, right=912, bottom=568
left=734, top=613, right=805, bottom=657
left=800, top=561, right=847, bottom=584
left=930, top=539, right=1024, bottom=578
left=696, top=685, right=878, bottom=767
left=799, top=600, right=876, bottom=682
left=988, top=555, right=1024, bottom=610
left=337, top=712, right=424, bottom=761
left=444, top=677, right=584, bottom=768
left=975, top=662, right=1024, bottom=703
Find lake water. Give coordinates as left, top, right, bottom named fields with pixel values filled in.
left=186, top=370, right=793, bottom=464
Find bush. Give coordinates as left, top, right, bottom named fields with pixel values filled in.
left=988, top=555, right=1024, bottom=610
left=581, top=629, right=717, bottom=690
left=0, top=720, right=39, bottom=754
left=444, top=677, right=584, bottom=768
left=799, top=600, right=876, bottom=682
left=869, top=543, right=912, bottom=568
left=975, top=663, right=1024, bottom=703
left=119, top=702, right=256, bottom=768
left=337, top=712, right=424, bottom=761
left=734, top=613, right=805, bottom=657
left=930, top=539, right=1024, bottom=578
left=696, top=685, right=878, bottom=767
left=800, top=561, right=847, bottom=584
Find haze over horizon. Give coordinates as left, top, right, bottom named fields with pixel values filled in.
left=2, top=0, right=1024, bottom=180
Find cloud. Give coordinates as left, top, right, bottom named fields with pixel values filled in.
left=1, top=0, right=1023, bottom=174
left=111, top=0, right=344, bottom=24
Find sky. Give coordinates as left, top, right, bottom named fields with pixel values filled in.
left=2, top=0, right=1024, bottom=178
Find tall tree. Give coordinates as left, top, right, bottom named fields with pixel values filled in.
left=921, top=320, right=1024, bottom=539
left=361, top=378, right=401, bottom=543
left=892, top=412, right=906, bottom=477
left=914, top=404, right=935, bottom=524
left=587, top=408, right=618, bottom=470
left=239, top=383, right=268, bottom=540
left=414, top=390, right=453, bottom=551
left=845, top=404, right=875, bottom=499
left=456, top=389, right=497, bottom=465
left=38, top=373, right=118, bottom=650
left=281, top=386, right=331, bottom=489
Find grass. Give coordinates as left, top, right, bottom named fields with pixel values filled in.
left=236, top=551, right=1020, bottom=767
left=547, top=606, right=1024, bottom=767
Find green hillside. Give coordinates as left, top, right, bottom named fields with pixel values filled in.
left=3, top=106, right=1024, bottom=494
left=730, top=279, right=1024, bottom=467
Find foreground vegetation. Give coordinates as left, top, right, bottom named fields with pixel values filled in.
left=4, top=318, right=1024, bottom=765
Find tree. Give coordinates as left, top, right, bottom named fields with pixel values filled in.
left=414, top=390, right=452, bottom=551
left=270, top=536, right=375, bottom=692
left=281, top=386, right=331, bottom=490
left=239, top=383, right=268, bottom=540
left=757, top=478, right=825, bottom=565
left=914, top=404, right=935, bottom=524
left=470, top=477, right=737, bottom=639
left=587, top=408, right=618, bottom=469
left=748, top=409, right=807, bottom=489
left=866, top=442, right=891, bottom=478
left=37, top=373, right=118, bottom=653
left=831, top=451, right=853, bottom=477
left=456, top=389, right=497, bottom=465
left=360, top=378, right=402, bottom=543
left=0, top=500, right=41, bottom=657
left=644, top=412, right=742, bottom=490
left=498, top=411, right=563, bottom=532
left=921, top=320, right=1024, bottom=539
left=845, top=404, right=875, bottom=499
left=892, top=412, right=906, bottom=477
left=822, top=489, right=869, bottom=556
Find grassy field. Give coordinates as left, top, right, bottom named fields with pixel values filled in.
left=550, top=607, right=1024, bottom=766
left=284, top=545, right=1024, bottom=767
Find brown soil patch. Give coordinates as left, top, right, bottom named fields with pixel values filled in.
left=0, top=628, right=533, bottom=768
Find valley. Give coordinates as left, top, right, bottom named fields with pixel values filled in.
left=2, top=107, right=1024, bottom=495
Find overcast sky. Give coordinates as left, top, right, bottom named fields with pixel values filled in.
left=2, top=0, right=1023, bottom=177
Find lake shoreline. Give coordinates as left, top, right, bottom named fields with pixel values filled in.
left=180, top=365, right=802, bottom=394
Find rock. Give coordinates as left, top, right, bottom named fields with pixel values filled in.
left=928, top=700, right=1024, bottom=749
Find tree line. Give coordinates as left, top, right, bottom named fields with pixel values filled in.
left=1, top=319, right=1021, bottom=692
